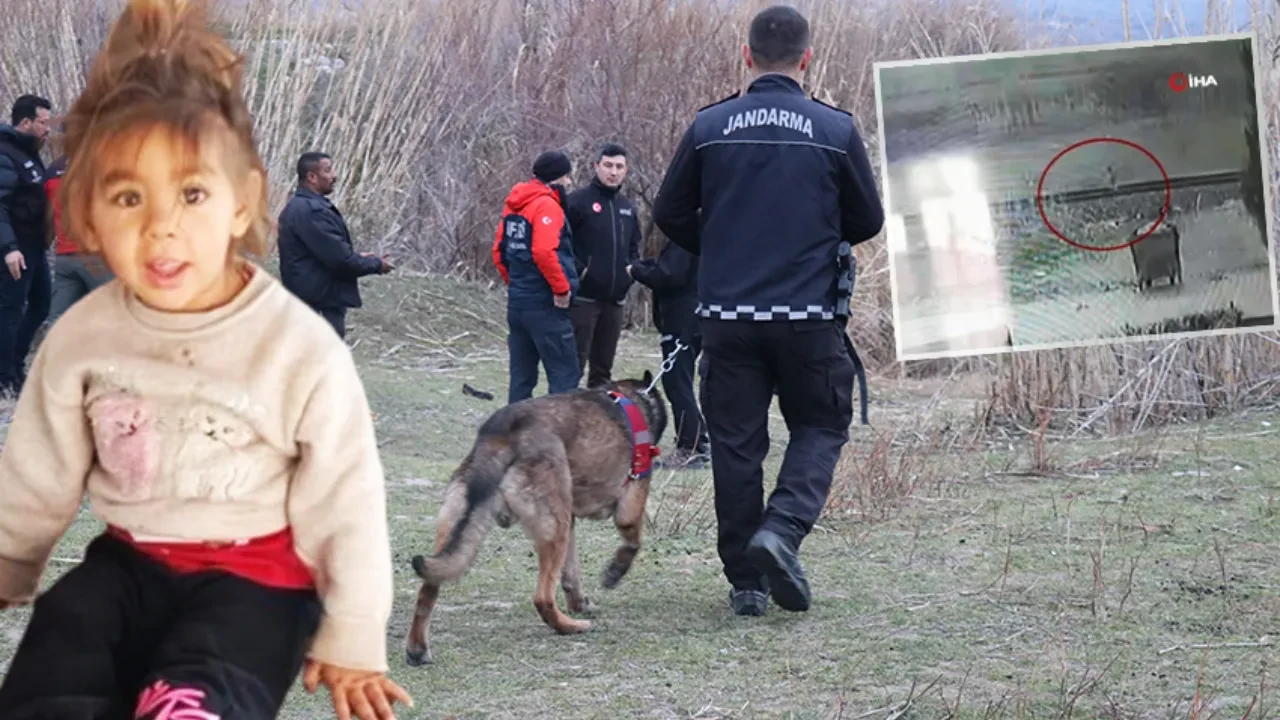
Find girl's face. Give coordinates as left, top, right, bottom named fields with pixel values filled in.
left=87, top=124, right=259, bottom=313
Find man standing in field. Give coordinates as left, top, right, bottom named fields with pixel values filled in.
left=652, top=5, right=882, bottom=617
left=565, top=142, right=641, bottom=388
left=277, top=151, right=393, bottom=339
left=0, top=94, right=54, bottom=396
left=493, top=150, right=582, bottom=403
left=628, top=239, right=711, bottom=469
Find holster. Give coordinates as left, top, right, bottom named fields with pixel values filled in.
left=834, top=241, right=869, bottom=425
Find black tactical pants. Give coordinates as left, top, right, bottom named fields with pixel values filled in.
left=699, top=317, right=857, bottom=591
left=0, top=245, right=50, bottom=393
left=568, top=298, right=624, bottom=389
left=660, top=331, right=709, bottom=453
left=318, top=306, right=347, bottom=339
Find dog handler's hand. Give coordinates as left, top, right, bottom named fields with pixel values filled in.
left=303, top=659, right=413, bottom=720
left=553, top=292, right=570, bottom=309
left=4, top=250, right=24, bottom=280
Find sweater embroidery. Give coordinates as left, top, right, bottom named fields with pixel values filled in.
left=172, top=403, right=260, bottom=501
left=87, top=392, right=159, bottom=499
left=85, top=379, right=267, bottom=502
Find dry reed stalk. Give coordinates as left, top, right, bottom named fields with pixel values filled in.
left=2, top=0, right=1276, bottom=436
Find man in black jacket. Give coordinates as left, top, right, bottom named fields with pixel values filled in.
left=564, top=142, right=641, bottom=388
left=652, top=5, right=884, bottom=617
left=0, top=94, right=53, bottom=396
left=628, top=241, right=710, bottom=469
left=277, top=151, right=392, bottom=339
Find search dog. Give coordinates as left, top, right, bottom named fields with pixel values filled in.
left=403, top=372, right=668, bottom=666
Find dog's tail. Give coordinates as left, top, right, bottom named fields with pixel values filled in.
left=411, top=439, right=512, bottom=585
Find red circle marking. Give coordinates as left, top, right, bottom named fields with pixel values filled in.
left=1168, top=72, right=1188, bottom=92
left=1035, top=137, right=1171, bottom=252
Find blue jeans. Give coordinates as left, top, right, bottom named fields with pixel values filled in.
left=0, top=247, right=51, bottom=393
left=506, top=305, right=581, bottom=404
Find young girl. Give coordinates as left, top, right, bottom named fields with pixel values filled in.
left=0, top=1, right=413, bottom=718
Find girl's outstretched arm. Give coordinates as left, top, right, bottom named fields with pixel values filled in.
left=286, top=342, right=399, bottom=671
left=288, top=343, right=412, bottom=717
left=0, top=341, right=94, bottom=604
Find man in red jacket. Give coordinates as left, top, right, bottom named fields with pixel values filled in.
left=492, top=150, right=582, bottom=404
left=46, top=153, right=113, bottom=325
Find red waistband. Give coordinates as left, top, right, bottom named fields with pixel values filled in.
left=106, top=525, right=315, bottom=591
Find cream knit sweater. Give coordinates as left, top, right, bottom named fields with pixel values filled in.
left=0, top=265, right=394, bottom=672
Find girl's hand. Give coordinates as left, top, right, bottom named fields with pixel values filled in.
left=302, top=659, right=413, bottom=720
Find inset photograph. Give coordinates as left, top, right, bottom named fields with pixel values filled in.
left=874, top=33, right=1277, bottom=361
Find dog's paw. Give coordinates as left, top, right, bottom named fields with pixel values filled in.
left=569, top=596, right=598, bottom=616
left=411, top=555, right=426, bottom=578
left=556, top=618, right=592, bottom=634
left=405, top=646, right=433, bottom=667
left=601, top=564, right=627, bottom=590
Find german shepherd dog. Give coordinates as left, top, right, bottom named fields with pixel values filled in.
left=404, top=372, right=668, bottom=666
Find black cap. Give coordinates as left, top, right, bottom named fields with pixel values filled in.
left=532, top=150, right=572, bottom=183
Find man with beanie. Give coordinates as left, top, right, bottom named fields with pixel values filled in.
left=493, top=150, right=582, bottom=403
left=564, top=142, right=641, bottom=388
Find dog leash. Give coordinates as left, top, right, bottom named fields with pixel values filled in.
left=642, top=338, right=687, bottom=394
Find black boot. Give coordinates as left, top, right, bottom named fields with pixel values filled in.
left=745, top=529, right=811, bottom=612
left=728, top=588, right=768, bottom=616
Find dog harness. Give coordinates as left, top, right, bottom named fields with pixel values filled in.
left=608, top=391, right=660, bottom=483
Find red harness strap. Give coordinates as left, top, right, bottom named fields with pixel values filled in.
left=608, top=391, right=660, bottom=483
left=106, top=525, right=316, bottom=591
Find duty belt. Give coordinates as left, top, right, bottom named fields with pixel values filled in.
left=835, top=241, right=869, bottom=426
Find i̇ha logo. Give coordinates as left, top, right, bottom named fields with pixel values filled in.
left=1168, top=72, right=1217, bottom=92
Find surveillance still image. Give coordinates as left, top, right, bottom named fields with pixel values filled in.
left=875, top=34, right=1277, bottom=362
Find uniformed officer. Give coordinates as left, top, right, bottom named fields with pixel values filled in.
left=652, top=4, right=884, bottom=617
left=277, top=151, right=393, bottom=338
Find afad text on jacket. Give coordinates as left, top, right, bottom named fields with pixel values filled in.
left=493, top=179, right=580, bottom=308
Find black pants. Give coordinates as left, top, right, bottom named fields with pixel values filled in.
left=0, top=534, right=322, bottom=720
left=0, top=246, right=51, bottom=392
left=660, top=331, right=709, bottom=452
left=507, top=304, right=581, bottom=404
left=568, top=298, right=624, bottom=389
left=318, top=306, right=347, bottom=339
left=699, top=318, right=856, bottom=591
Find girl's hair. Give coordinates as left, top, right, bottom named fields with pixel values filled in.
left=60, top=0, right=270, bottom=257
